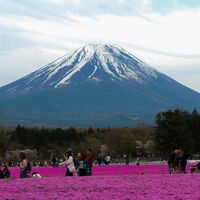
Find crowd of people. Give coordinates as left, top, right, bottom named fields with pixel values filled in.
left=58, top=149, right=94, bottom=177
left=97, top=154, right=111, bottom=166
left=1, top=148, right=200, bottom=180
left=168, top=149, right=188, bottom=174
left=0, top=149, right=94, bottom=179
left=17, top=148, right=94, bottom=178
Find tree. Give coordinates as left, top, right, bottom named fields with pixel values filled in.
left=135, top=141, right=144, bottom=156
left=105, top=129, right=124, bottom=156
left=154, top=109, right=197, bottom=157
left=191, top=109, right=200, bottom=152
left=88, top=127, right=95, bottom=134
left=0, top=131, right=9, bottom=157
left=100, top=144, right=109, bottom=156
left=120, top=132, right=136, bottom=157
left=86, top=138, right=100, bottom=156
left=144, top=140, right=154, bottom=155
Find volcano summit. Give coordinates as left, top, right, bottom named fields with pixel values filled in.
left=0, top=44, right=199, bottom=127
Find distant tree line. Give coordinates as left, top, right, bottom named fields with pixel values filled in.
left=0, top=109, right=200, bottom=162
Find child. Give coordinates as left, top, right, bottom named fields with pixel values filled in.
left=32, top=172, right=41, bottom=178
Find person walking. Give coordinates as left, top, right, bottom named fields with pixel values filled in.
left=20, top=152, right=28, bottom=178
left=60, top=150, right=75, bottom=176
left=87, top=149, right=93, bottom=176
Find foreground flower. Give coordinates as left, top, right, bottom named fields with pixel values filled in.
left=0, top=173, right=200, bottom=200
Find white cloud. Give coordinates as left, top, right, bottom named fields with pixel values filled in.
left=117, top=0, right=124, bottom=4
left=0, top=47, right=66, bottom=86
left=3, top=9, right=198, bottom=57
left=40, top=0, right=81, bottom=6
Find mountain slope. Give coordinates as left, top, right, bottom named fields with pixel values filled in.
left=0, top=44, right=159, bottom=96
left=0, top=44, right=199, bottom=127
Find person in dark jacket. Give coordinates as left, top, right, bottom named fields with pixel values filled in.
left=180, top=150, right=188, bottom=173
left=168, top=150, right=179, bottom=174
left=0, top=169, right=4, bottom=179
left=2, top=165, right=11, bottom=179
left=175, top=150, right=182, bottom=173
left=97, top=154, right=102, bottom=166
left=168, top=151, right=175, bottom=174
left=79, top=153, right=89, bottom=176
left=52, top=156, right=58, bottom=167
left=87, top=149, right=93, bottom=176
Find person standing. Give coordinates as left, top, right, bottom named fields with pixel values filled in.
left=175, top=150, right=181, bottom=173
left=87, top=149, right=93, bottom=176
left=0, top=169, right=3, bottom=179
left=125, top=156, right=129, bottom=165
left=136, top=156, right=140, bottom=165
left=74, top=153, right=81, bottom=176
left=2, top=165, right=11, bottom=179
left=168, top=150, right=176, bottom=174
left=20, top=152, right=28, bottom=178
left=79, top=153, right=88, bottom=176
left=60, top=150, right=75, bottom=176
left=106, top=155, right=111, bottom=165
left=52, top=156, right=58, bottom=167
left=180, top=150, right=187, bottom=173
left=97, top=154, right=102, bottom=166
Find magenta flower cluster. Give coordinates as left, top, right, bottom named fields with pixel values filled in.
left=8, top=164, right=192, bottom=178
left=0, top=173, right=200, bottom=200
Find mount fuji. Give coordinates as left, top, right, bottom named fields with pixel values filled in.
left=0, top=44, right=200, bottom=127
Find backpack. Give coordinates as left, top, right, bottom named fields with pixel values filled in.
left=84, top=160, right=89, bottom=170
left=26, top=162, right=32, bottom=173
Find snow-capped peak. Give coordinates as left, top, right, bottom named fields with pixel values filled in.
left=5, top=44, right=160, bottom=93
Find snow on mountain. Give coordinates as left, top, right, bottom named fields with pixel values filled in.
left=0, top=43, right=200, bottom=127
left=2, top=44, right=161, bottom=95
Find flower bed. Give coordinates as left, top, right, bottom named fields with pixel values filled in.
left=8, top=164, right=192, bottom=178
left=0, top=174, right=200, bottom=200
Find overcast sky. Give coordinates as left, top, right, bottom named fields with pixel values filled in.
left=0, top=0, right=200, bottom=92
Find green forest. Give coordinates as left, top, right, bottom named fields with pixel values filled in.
left=0, top=109, right=200, bottom=162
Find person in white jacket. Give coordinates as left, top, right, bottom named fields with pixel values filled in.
left=60, top=151, right=75, bottom=176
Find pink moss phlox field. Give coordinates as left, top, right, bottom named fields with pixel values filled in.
left=8, top=165, right=192, bottom=178
left=0, top=174, right=200, bottom=200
